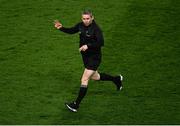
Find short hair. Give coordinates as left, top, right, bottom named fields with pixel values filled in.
left=82, top=9, right=93, bottom=17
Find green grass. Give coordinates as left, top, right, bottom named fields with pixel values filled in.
left=0, top=0, right=180, bottom=124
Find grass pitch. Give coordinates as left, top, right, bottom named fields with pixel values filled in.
left=0, top=0, right=179, bottom=124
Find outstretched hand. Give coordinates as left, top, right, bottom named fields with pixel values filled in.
left=54, top=20, right=62, bottom=29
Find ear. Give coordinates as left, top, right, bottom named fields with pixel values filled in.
left=92, top=16, right=94, bottom=20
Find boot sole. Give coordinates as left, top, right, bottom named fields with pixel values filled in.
left=65, top=103, right=77, bottom=112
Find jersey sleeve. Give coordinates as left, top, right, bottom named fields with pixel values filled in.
left=59, top=23, right=79, bottom=34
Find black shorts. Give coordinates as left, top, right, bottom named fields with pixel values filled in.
left=81, top=52, right=102, bottom=71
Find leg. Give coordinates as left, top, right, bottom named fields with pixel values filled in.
left=93, top=72, right=123, bottom=91
left=81, top=68, right=96, bottom=85
left=91, top=71, right=100, bottom=81
left=65, top=68, right=95, bottom=112
left=75, top=68, right=95, bottom=105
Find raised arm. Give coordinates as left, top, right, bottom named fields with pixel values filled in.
left=54, top=20, right=79, bottom=34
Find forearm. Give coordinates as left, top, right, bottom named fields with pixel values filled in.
left=59, top=27, right=77, bottom=34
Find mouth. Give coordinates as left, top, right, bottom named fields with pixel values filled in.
left=84, top=23, right=89, bottom=26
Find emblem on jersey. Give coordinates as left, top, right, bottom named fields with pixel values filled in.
left=86, top=30, right=91, bottom=37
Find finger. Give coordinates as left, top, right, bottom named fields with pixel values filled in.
left=55, top=22, right=60, bottom=26
left=80, top=47, right=84, bottom=51
left=55, top=24, right=59, bottom=28
left=55, top=23, right=62, bottom=28
left=54, top=20, right=59, bottom=24
left=82, top=47, right=85, bottom=51
left=57, top=23, right=62, bottom=28
left=57, top=26, right=61, bottom=29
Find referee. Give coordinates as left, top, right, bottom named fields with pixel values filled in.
left=54, top=9, right=123, bottom=112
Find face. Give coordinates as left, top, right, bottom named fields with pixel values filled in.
left=82, top=14, right=93, bottom=26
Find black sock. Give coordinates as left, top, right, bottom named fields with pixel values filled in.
left=75, top=85, right=88, bottom=106
left=100, top=73, right=115, bottom=81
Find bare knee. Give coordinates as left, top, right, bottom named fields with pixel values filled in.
left=91, top=76, right=99, bottom=80
left=81, top=77, right=89, bottom=85
left=91, top=72, right=100, bottom=81
left=81, top=68, right=96, bottom=85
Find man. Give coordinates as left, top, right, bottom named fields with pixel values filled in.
left=54, top=9, right=123, bottom=112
